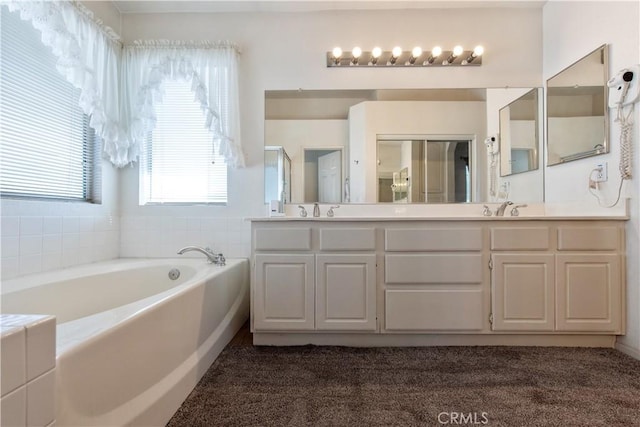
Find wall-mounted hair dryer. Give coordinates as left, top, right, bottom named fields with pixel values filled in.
left=485, top=135, right=499, bottom=155
left=608, top=65, right=640, bottom=108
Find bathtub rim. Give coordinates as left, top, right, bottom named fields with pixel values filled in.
left=1, top=257, right=248, bottom=357
left=1, top=257, right=222, bottom=294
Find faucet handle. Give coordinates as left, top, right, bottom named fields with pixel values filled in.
left=327, top=205, right=340, bottom=217
left=298, top=205, right=307, bottom=217
left=215, top=253, right=226, bottom=266
left=510, top=204, right=528, bottom=217
left=482, top=205, right=492, bottom=216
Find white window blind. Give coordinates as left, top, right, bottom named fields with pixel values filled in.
left=140, top=79, right=228, bottom=204
left=0, top=8, right=99, bottom=202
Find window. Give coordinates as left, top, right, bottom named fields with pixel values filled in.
left=140, top=79, right=228, bottom=204
left=0, top=8, right=100, bottom=202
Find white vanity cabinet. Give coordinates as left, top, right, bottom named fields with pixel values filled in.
left=252, top=225, right=377, bottom=332
left=490, top=223, right=625, bottom=334
left=253, top=228, right=314, bottom=331
left=555, top=225, right=623, bottom=332
left=383, top=227, right=485, bottom=331
left=251, top=218, right=626, bottom=346
left=315, top=254, right=376, bottom=330
left=254, top=254, right=315, bottom=330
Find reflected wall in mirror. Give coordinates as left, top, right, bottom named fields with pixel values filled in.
left=547, top=44, right=608, bottom=165
left=377, top=137, right=471, bottom=203
left=265, top=88, right=544, bottom=204
left=499, top=88, right=541, bottom=176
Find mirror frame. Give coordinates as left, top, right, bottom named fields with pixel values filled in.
left=546, top=44, right=609, bottom=166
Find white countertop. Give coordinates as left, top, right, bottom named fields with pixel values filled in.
left=249, top=200, right=629, bottom=221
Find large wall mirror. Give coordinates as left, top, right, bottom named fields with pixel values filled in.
left=499, top=88, right=541, bottom=176
left=547, top=44, right=608, bottom=165
left=264, top=88, right=544, bottom=204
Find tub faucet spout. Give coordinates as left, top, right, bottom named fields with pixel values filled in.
left=177, top=246, right=222, bottom=264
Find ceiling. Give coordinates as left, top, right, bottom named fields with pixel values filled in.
left=112, top=0, right=546, bottom=14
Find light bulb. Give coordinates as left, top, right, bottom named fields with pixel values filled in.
left=391, top=46, right=403, bottom=58
left=453, top=45, right=464, bottom=56
left=352, top=47, right=362, bottom=58
left=431, top=46, right=442, bottom=57
left=371, top=47, right=382, bottom=58
left=332, top=47, right=343, bottom=59
left=411, top=46, right=423, bottom=58
left=473, top=45, right=484, bottom=56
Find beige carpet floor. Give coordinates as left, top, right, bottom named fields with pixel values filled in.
left=167, top=332, right=640, bottom=426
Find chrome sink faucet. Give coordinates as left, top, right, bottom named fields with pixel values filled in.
left=495, top=201, right=513, bottom=216
left=177, top=246, right=225, bottom=265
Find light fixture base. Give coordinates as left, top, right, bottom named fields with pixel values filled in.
left=327, top=50, right=482, bottom=67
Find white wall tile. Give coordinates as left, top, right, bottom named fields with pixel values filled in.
left=41, top=235, right=62, bottom=254
left=19, top=236, right=41, bottom=257
left=41, top=253, right=62, bottom=273
left=62, top=217, right=79, bottom=234
left=1, top=257, right=19, bottom=280
left=19, top=217, right=43, bottom=236
left=78, top=232, right=93, bottom=248
left=19, top=254, right=42, bottom=276
left=1, top=327, right=26, bottom=397
left=26, top=370, right=55, bottom=427
left=61, top=248, right=79, bottom=268
left=2, top=236, right=20, bottom=258
left=77, top=250, right=92, bottom=265
left=62, top=234, right=79, bottom=250
left=1, top=217, right=20, bottom=237
left=1, top=386, right=26, bottom=427
left=42, top=217, right=62, bottom=235
left=25, top=317, right=56, bottom=382
left=78, top=216, right=94, bottom=233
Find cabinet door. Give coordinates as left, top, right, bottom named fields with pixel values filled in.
left=556, top=254, right=621, bottom=332
left=254, top=254, right=315, bottom=331
left=316, top=254, right=376, bottom=331
left=491, top=254, right=555, bottom=331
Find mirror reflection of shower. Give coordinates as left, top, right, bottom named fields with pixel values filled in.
left=264, top=146, right=292, bottom=205
left=376, top=138, right=471, bottom=203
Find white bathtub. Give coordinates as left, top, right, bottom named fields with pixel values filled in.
left=1, top=258, right=249, bottom=426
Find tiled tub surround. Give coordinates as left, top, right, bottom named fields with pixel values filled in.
left=119, top=215, right=252, bottom=259
left=1, top=215, right=120, bottom=280
left=0, top=314, right=56, bottom=427
left=1, top=258, right=249, bottom=426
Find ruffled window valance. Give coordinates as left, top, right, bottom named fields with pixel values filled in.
left=122, top=40, right=244, bottom=168
left=2, top=1, right=244, bottom=169
left=3, top=0, right=122, bottom=164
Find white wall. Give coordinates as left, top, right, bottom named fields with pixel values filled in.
left=543, top=1, right=640, bottom=357
left=0, top=1, right=122, bottom=280
left=118, top=6, right=542, bottom=257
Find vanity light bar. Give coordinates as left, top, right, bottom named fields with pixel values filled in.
left=327, top=46, right=483, bottom=68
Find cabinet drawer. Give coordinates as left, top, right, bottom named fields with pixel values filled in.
left=385, top=228, right=482, bottom=252
left=254, top=228, right=311, bottom=251
left=385, top=254, right=483, bottom=284
left=320, top=228, right=376, bottom=251
left=491, top=227, right=550, bottom=250
left=385, top=290, right=483, bottom=330
left=557, top=226, right=619, bottom=251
